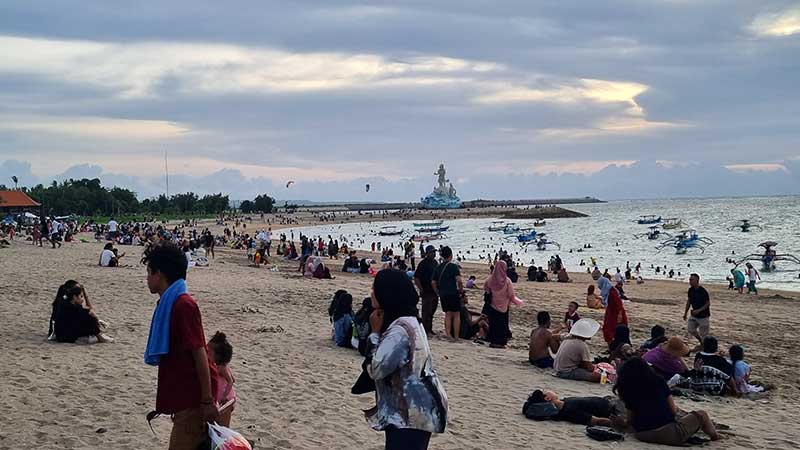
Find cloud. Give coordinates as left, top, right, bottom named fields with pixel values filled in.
left=0, top=1, right=798, bottom=200
left=749, top=5, right=800, bottom=37
left=3, top=159, right=799, bottom=204
left=0, top=114, right=189, bottom=139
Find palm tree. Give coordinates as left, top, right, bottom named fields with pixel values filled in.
left=11, top=176, right=18, bottom=190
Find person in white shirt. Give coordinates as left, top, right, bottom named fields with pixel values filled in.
left=107, top=218, right=119, bottom=240
left=99, top=243, right=123, bottom=267
left=745, top=263, right=760, bottom=295
left=613, top=268, right=625, bottom=284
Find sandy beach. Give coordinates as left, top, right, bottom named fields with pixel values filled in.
left=3, top=216, right=800, bottom=450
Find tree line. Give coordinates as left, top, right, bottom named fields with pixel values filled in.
left=1, top=178, right=275, bottom=217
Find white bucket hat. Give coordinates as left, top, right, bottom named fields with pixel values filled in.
left=569, top=318, right=600, bottom=339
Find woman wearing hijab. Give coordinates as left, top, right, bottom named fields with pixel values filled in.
left=598, top=277, right=627, bottom=344
left=364, top=269, right=448, bottom=450
left=483, top=260, right=523, bottom=348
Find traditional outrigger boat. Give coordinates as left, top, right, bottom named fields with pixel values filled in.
left=502, top=224, right=522, bottom=234
left=637, top=215, right=662, bottom=225
left=534, top=233, right=560, bottom=250
left=661, top=218, right=684, bottom=230
left=413, top=220, right=444, bottom=228
left=378, top=225, right=404, bottom=236
left=635, top=226, right=669, bottom=240
left=728, top=219, right=763, bottom=233
left=515, top=229, right=538, bottom=243
left=656, top=229, right=714, bottom=254
left=411, top=231, right=446, bottom=242
left=416, top=225, right=449, bottom=233
left=487, top=221, right=507, bottom=232
left=734, top=241, right=800, bottom=271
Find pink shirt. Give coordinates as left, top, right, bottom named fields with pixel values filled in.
left=215, top=365, right=236, bottom=404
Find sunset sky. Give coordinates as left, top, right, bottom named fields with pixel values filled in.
left=1, top=1, right=799, bottom=200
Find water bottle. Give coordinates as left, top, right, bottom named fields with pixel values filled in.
left=600, top=369, right=608, bottom=385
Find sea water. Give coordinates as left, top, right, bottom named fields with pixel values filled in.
left=292, top=196, right=800, bottom=292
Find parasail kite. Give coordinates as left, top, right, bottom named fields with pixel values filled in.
left=365, top=183, right=370, bottom=192
left=285, top=181, right=294, bottom=188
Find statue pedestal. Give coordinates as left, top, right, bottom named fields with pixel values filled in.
left=421, top=191, right=462, bottom=209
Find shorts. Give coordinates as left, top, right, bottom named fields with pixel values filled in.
left=556, top=367, right=596, bottom=381
left=634, top=411, right=702, bottom=446
left=169, top=407, right=208, bottom=450
left=687, top=316, right=710, bottom=339
left=440, top=293, right=462, bottom=313
left=530, top=356, right=554, bottom=368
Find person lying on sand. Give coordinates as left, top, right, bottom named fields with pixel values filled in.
left=523, top=389, right=617, bottom=426
left=528, top=311, right=560, bottom=368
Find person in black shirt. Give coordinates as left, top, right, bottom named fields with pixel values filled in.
left=615, top=357, right=719, bottom=446
left=683, top=273, right=710, bottom=349
left=525, top=389, right=615, bottom=426
left=413, top=245, right=439, bottom=334
left=693, top=336, right=734, bottom=377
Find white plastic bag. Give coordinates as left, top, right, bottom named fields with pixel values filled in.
left=208, top=422, right=251, bottom=450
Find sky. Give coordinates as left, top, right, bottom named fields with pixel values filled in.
left=1, top=1, right=799, bottom=202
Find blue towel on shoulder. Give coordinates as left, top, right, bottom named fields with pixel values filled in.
left=144, top=279, right=187, bottom=366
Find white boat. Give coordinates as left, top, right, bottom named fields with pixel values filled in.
left=413, top=220, right=444, bottom=228
left=378, top=225, right=403, bottom=236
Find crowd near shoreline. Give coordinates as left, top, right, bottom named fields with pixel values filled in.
left=3, top=209, right=799, bottom=450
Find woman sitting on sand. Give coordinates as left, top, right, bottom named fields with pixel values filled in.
left=364, top=269, right=448, bottom=450
left=586, top=285, right=603, bottom=309
left=614, top=357, right=720, bottom=446
left=556, top=267, right=570, bottom=283
left=643, top=336, right=689, bottom=380
left=483, top=260, right=523, bottom=349
left=49, top=281, right=113, bottom=344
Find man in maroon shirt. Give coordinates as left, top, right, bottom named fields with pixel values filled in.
left=143, top=242, right=218, bottom=449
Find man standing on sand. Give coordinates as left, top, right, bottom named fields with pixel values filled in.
left=745, top=263, right=760, bottom=295
left=414, top=245, right=439, bottom=334
left=432, top=246, right=465, bottom=341
left=683, top=273, right=710, bottom=350
left=143, top=241, right=218, bottom=449
left=107, top=217, right=118, bottom=241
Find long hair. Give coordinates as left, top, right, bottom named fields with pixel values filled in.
left=373, top=269, right=419, bottom=334
left=49, top=280, right=80, bottom=335
left=613, top=357, right=664, bottom=411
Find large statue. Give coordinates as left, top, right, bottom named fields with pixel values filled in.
left=434, top=164, right=448, bottom=194
left=421, top=163, right=461, bottom=209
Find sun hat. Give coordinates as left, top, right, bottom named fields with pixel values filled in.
left=661, top=336, right=689, bottom=357
left=569, top=318, right=600, bottom=339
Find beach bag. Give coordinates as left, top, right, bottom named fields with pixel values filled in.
left=585, top=426, right=624, bottom=442
left=208, top=422, right=252, bottom=450
left=524, top=402, right=559, bottom=421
